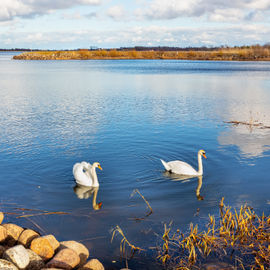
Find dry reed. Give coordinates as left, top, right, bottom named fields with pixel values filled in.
left=111, top=225, right=145, bottom=259
left=157, top=198, right=270, bottom=269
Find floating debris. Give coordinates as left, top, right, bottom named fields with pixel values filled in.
left=224, top=120, right=270, bottom=129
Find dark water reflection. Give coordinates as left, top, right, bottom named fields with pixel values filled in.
left=0, top=53, right=269, bottom=269
left=163, top=173, right=204, bottom=201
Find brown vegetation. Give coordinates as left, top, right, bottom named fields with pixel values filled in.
left=110, top=195, right=269, bottom=269
left=157, top=198, right=270, bottom=269
left=13, top=45, right=270, bottom=61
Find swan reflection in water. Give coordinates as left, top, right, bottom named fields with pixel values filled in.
left=163, top=172, right=204, bottom=200
left=73, top=184, right=102, bottom=210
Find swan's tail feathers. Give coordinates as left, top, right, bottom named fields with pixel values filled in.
left=160, top=159, right=171, bottom=171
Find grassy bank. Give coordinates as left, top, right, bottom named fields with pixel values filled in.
left=13, top=46, right=270, bottom=61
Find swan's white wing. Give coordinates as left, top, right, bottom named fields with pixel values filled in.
left=73, top=162, right=81, bottom=175
left=80, top=161, right=92, bottom=169
left=167, top=160, right=198, bottom=175
left=73, top=162, right=93, bottom=186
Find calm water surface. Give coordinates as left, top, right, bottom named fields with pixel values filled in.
left=0, top=53, right=270, bottom=269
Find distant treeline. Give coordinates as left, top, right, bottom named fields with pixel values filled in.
left=13, top=44, right=270, bottom=61
left=4, top=44, right=270, bottom=52
left=0, top=48, right=33, bottom=51
left=119, top=44, right=270, bottom=52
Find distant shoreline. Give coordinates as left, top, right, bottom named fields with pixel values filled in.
left=13, top=47, right=270, bottom=61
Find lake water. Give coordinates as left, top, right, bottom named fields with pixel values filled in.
left=0, top=52, right=270, bottom=269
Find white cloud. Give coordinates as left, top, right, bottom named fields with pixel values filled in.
left=25, top=32, right=46, bottom=42
left=0, top=0, right=31, bottom=21
left=137, top=0, right=270, bottom=22
left=85, top=12, right=97, bottom=19
left=1, top=0, right=270, bottom=49
left=208, top=8, right=245, bottom=22
left=2, top=23, right=270, bottom=49
left=80, top=0, right=100, bottom=4
left=140, top=0, right=200, bottom=19
left=62, top=12, right=82, bottom=20
left=106, top=5, right=126, bottom=21
left=0, top=0, right=101, bottom=21
left=246, top=0, right=270, bottom=10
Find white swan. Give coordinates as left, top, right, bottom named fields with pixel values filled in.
left=73, top=161, right=102, bottom=187
left=161, top=150, right=207, bottom=176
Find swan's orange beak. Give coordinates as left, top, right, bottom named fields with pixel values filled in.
left=203, top=153, right=207, bottom=159
left=98, top=164, right=103, bottom=170
left=98, top=202, right=102, bottom=208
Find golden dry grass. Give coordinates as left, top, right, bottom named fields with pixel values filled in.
left=13, top=46, right=270, bottom=61
left=157, top=198, right=270, bottom=269
left=110, top=195, right=269, bottom=269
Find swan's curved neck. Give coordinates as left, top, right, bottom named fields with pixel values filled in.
left=197, top=153, right=203, bottom=175
left=90, top=166, right=99, bottom=187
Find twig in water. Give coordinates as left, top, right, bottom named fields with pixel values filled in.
left=24, top=217, right=47, bottom=234
left=77, top=236, right=107, bottom=242
left=16, top=211, right=68, bottom=218
left=224, top=120, right=270, bottom=129
left=15, top=207, right=46, bottom=212
left=130, top=189, right=153, bottom=221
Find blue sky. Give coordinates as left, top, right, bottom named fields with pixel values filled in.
left=1, top=0, right=270, bottom=49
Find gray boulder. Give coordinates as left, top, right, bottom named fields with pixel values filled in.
left=3, top=245, right=30, bottom=269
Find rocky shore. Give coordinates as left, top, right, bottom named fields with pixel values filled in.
left=0, top=212, right=104, bottom=270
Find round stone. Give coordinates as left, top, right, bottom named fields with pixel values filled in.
left=0, top=259, right=18, bottom=269
left=3, top=245, right=30, bottom=269
left=2, top=224, right=24, bottom=246
left=46, top=248, right=80, bottom=269
left=59, top=240, right=89, bottom=266
left=30, top=237, right=54, bottom=260
left=18, top=229, right=39, bottom=247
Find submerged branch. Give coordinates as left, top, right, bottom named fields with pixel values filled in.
left=16, top=211, right=69, bottom=218
left=130, top=189, right=153, bottom=221
left=24, top=217, right=47, bottom=234
left=224, top=120, right=270, bottom=129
